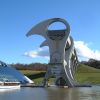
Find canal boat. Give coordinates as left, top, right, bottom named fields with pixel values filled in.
left=0, top=81, right=20, bottom=90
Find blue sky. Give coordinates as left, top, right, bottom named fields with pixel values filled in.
left=0, top=0, right=100, bottom=64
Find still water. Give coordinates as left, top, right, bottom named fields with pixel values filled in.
left=0, top=86, right=100, bottom=100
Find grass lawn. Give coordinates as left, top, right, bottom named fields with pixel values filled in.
left=20, top=64, right=100, bottom=85
left=75, top=73, right=100, bottom=84
left=20, top=70, right=45, bottom=85
left=75, top=64, right=100, bottom=84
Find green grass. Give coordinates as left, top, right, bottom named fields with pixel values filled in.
left=76, top=64, right=100, bottom=73
left=20, top=70, right=45, bottom=85
left=75, top=64, right=100, bottom=84
left=20, top=64, right=100, bottom=85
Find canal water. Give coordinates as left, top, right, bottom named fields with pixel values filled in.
left=0, top=86, right=100, bottom=100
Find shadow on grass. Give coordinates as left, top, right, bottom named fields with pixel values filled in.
left=26, top=72, right=46, bottom=79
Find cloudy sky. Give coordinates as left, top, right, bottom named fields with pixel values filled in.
left=0, top=0, right=100, bottom=64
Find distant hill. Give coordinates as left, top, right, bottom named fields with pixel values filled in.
left=10, top=61, right=100, bottom=73
left=10, top=63, right=47, bottom=71
left=81, top=59, right=100, bottom=69
left=77, top=63, right=100, bottom=73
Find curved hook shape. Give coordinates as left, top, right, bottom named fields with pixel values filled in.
left=26, top=18, right=70, bottom=39
left=40, top=40, right=48, bottom=47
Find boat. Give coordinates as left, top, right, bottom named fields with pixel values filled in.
left=0, top=81, right=20, bottom=90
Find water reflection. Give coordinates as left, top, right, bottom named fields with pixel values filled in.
left=78, top=86, right=100, bottom=100
left=0, top=86, right=100, bottom=100
left=46, top=87, right=78, bottom=100
left=0, top=89, right=20, bottom=93
left=46, top=86, right=100, bottom=100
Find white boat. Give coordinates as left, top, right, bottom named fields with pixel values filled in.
left=0, top=82, right=20, bottom=90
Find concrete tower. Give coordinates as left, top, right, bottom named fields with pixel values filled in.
left=26, top=18, right=78, bottom=87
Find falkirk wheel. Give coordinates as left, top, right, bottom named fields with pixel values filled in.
left=26, top=18, right=79, bottom=87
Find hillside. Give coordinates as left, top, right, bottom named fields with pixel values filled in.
left=76, top=63, right=100, bottom=73
left=20, top=63, right=100, bottom=85
left=81, top=59, right=100, bottom=69
left=75, top=63, right=100, bottom=84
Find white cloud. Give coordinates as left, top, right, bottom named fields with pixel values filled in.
left=24, top=41, right=100, bottom=61
left=74, top=41, right=100, bottom=61
left=24, top=48, right=49, bottom=59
